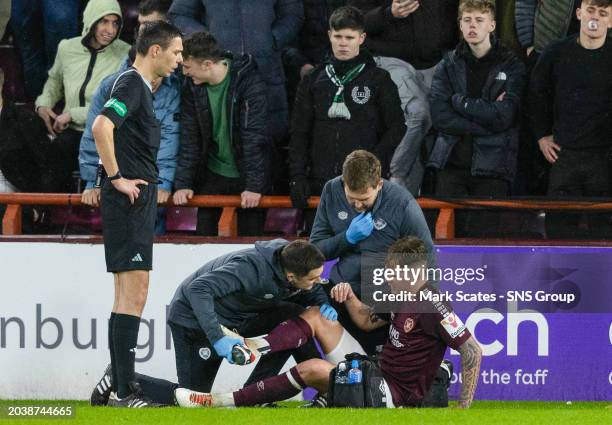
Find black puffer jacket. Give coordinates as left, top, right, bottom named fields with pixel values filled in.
left=174, top=54, right=270, bottom=193
left=427, top=39, right=526, bottom=183
left=289, top=52, right=405, bottom=184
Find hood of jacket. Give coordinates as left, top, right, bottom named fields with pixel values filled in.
left=455, top=35, right=515, bottom=65
left=81, top=0, right=124, bottom=45
left=224, top=52, right=258, bottom=82
left=254, top=239, right=290, bottom=284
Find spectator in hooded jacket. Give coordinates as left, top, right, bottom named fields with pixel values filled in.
left=428, top=0, right=525, bottom=236
left=34, top=0, right=130, bottom=192
left=172, top=31, right=271, bottom=236
left=288, top=6, right=405, bottom=213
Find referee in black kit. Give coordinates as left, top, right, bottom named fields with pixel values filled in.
left=92, top=21, right=183, bottom=408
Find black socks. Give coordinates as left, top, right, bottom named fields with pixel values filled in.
left=112, top=313, right=141, bottom=398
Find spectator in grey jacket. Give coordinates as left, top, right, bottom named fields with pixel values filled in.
left=168, top=0, right=303, bottom=145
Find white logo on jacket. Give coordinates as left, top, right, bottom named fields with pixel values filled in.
left=338, top=211, right=348, bottom=220
left=373, top=217, right=387, bottom=230
left=351, top=86, right=371, bottom=104
left=199, top=347, right=211, bottom=360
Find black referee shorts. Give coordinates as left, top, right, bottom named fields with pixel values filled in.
left=101, top=181, right=157, bottom=273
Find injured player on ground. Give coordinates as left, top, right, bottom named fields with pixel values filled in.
left=175, top=237, right=482, bottom=408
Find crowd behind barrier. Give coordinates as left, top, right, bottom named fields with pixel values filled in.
left=0, top=0, right=610, bottom=239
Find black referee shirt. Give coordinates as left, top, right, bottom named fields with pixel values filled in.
left=101, top=67, right=160, bottom=182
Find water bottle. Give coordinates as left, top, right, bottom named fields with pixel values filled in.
left=348, top=360, right=362, bottom=384
left=335, top=362, right=348, bottom=384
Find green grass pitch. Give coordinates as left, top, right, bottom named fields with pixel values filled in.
left=0, top=400, right=610, bottom=425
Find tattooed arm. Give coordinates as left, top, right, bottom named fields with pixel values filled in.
left=330, top=282, right=388, bottom=332
left=456, top=336, right=482, bottom=408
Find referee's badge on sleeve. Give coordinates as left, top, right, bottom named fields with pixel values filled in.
left=104, top=98, right=127, bottom=117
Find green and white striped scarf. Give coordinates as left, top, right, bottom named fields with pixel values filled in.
left=325, top=62, right=365, bottom=120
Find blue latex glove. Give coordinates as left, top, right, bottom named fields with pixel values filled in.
left=320, top=303, right=338, bottom=321
left=213, top=336, right=243, bottom=364
left=345, top=212, right=374, bottom=244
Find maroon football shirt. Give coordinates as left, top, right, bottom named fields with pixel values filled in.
left=377, top=285, right=471, bottom=407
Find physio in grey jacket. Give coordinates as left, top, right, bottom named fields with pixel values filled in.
left=310, top=150, right=435, bottom=297
left=168, top=239, right=331, bottom=348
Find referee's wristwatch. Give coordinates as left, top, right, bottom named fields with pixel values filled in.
left=108, top=171, right=122, bottom=181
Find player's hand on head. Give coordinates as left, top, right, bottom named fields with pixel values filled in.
left=157, top=188, right=171, bottom=205
left=346, top=212, right=374, bottom=244
left=319, top=303, right=338, bottom=321
left=213, top=336, right=243, bottom=364
left=331, top=282, right=355, bottom=304
left=81, top=188, right=101, bottom=207
left=112, top=178, right=148, bottom=204
left=173, top=189, right=194, bottom=205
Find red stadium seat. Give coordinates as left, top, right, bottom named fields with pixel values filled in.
left=48, top=206, right=102, bottom=233
left=166, top=207, right=198, bottom=232
left=264, top=208, right=303, bottom=236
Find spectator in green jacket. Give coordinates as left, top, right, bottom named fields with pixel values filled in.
left=34, top=0, right=130, bottom=192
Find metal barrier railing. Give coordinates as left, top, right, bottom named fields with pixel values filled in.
left=2, top=193, right=612, bottom=239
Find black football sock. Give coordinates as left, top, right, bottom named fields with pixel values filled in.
left=113, top=313, right=141, bottom=398
left=108, top=313, right=118, bottom=392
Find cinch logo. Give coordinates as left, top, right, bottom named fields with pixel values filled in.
left=453, top=301, right=549, bottom=357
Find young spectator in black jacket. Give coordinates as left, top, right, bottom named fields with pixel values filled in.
left=529, top=0, right=612, bottom=238
left=173, top=32, right=271, bottom=236
left=288, top=6, right=405, bottom=210
left=428, top=0, right=525, bottom=236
